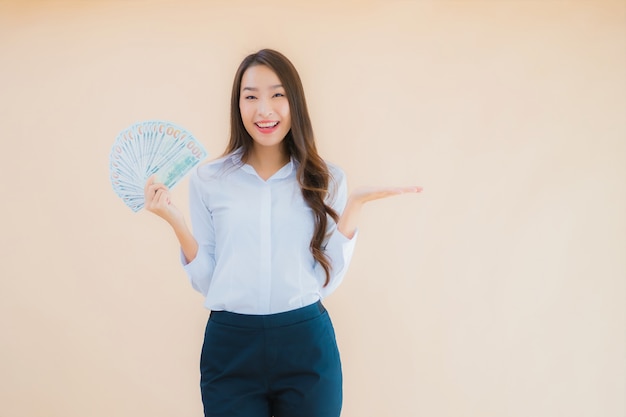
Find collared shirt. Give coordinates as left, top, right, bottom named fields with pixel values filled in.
left=181, top=149, right=357, bottom=315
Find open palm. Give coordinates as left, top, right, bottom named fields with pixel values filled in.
left=350, top=186, right=423, bottom=204
left=337, top=185, right=423, bottom=238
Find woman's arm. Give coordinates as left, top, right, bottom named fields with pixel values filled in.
left=337, top=186, right=423, bottom=239
left=144, top=176, right=198, bottom=263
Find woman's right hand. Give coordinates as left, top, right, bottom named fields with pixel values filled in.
left=144, top=176, right=184, bottom=226
left=143, top=176, right=199, bottom=263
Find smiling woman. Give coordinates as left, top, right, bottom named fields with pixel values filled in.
left=143, top=48, right=421, bottom=417
left=3, top=0, right=623, bottom=416
left=239, top=65, right=292, bottom=160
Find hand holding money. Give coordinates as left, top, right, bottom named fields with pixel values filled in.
left=109, top=120, right=207, bottom=212
left=144, top=176, right=184, bottom=226
left=143, top=175, right=199, bottom=263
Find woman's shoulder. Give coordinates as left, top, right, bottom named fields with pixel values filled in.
left=323, top=160, right=348, bottom=206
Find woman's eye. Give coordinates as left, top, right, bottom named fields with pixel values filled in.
left=273, top=93, right=285, bottom=98
left=244, top=95, right=256, bottom=100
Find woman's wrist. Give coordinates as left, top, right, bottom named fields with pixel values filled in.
left=337, top=196, right=363, bottom=239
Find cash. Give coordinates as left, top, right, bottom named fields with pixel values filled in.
left=109, top=120, right=207, bottom=212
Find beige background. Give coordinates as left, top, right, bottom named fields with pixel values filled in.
left=1, top=0, right=624, bottom=416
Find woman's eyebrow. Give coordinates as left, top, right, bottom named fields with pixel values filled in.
left=242, top=84, right=283, bottom=91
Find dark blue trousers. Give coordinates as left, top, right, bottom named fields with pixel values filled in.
left=200, top=301, right=343, bottom=417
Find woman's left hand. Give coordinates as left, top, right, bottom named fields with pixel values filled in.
left=349, top=186, right=423, bottom=204
left=337, top=185, right=423, bottom=239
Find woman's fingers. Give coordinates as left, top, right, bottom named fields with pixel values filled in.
left=144, top=176, right=172, bottom=211
left=154, top=188, right=171, bottom=206
left=148, top=188, right=169, bottom=210
left=144, top=176, right=171, bottom=205
left=147, top=182, right=169, bottom=196
left=142, top=176, right=183, bottom=225
left=397, top=186, right=423, bottom=193
left=351, top=185, right=423, bottom=203
left=144, top=175, right=155, bottom=196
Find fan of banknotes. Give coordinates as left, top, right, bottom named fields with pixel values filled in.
left=109, top=120, right=207, bottom=212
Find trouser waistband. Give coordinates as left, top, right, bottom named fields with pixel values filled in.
left=209, top=301, right=326, bottom=329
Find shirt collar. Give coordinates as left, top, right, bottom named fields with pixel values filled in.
left=228, top=147, right=297, bottom=181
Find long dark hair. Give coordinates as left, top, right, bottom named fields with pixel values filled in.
left=224, top=48, right=339, bottom=286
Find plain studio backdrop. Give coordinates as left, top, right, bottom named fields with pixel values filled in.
left=0, top=1, right=624, bottom=416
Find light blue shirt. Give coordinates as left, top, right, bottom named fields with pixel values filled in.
left=182, top=149, right=357, bottom=314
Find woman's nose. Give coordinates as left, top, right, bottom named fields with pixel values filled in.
left=257, top=99, right=273, bottom=117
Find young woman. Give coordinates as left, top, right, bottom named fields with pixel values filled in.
left=144, top=49, right=421, bottom=417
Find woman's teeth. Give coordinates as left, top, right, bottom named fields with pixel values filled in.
left=256, top=122, right=278, bottom=128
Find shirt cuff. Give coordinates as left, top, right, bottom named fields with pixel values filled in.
left=180, top=246, right=214, bottom=296
left=320, top=228, right=358, bottom=297
left=327, top=227, right=358, bottom=251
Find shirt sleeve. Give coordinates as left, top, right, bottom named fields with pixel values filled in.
left=319, top=164, right=358, bottom=298
left=180, top=168, right=216, bottom=296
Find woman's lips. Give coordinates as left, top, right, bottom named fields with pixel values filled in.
left=254, top=121, right=280, bottom=134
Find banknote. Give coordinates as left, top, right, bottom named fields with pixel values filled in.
left=109, top=120, right=207, bottom=212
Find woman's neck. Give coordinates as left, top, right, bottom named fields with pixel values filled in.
left=245, top=144, right=290, bottom=181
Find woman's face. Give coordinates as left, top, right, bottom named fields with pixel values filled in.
left=239, top=64, right=292, bottom=151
